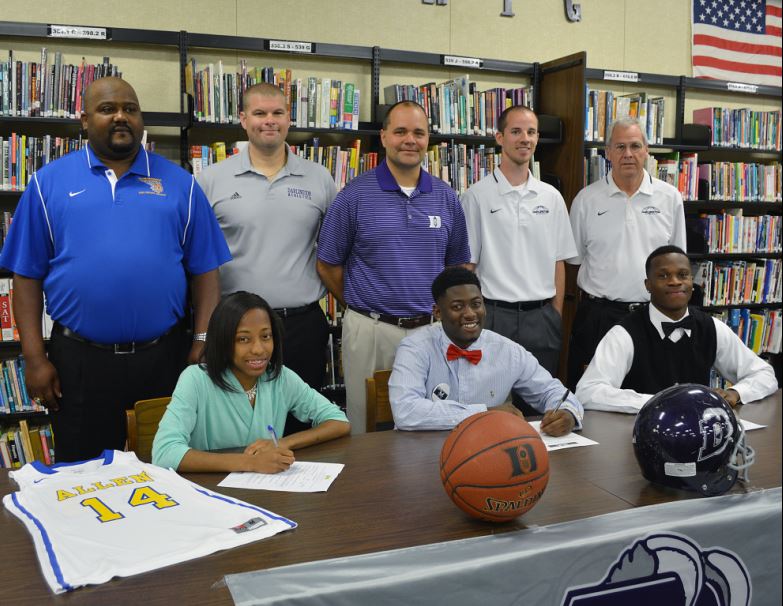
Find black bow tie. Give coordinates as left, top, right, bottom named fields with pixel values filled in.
left=661, top=316, right=694, bottom=338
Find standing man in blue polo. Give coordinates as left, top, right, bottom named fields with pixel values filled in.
left=0, top=77, right=231, bottom=462
left=461, top=106, right=576, bottom=381
left=197, top=83, right=337, bottom=435
left=317, top=101, right=471, bottom=433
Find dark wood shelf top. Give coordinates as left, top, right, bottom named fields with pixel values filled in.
left=688, top=252, right=782, bottom=260
left=700, top=302, right=782, bottom=311
left=0, top=112, right=184, bottom=127
left=0, top=410, right=49, bottom=421
left=684, top=201, right=783, bottom=213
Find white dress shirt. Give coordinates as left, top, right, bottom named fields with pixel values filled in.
left=576, top=304, right=778, bottom=413
left=389, top=324, right=583, bottom=430
left=567, top=170, right=687, bottom=302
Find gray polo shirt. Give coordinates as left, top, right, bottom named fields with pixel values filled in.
left=198, top=145, right=337, bottom=308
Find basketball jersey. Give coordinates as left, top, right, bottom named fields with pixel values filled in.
left=3, top=450, right=296, bottom=594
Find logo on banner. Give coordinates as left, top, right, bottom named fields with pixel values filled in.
left=561, top=532, right=751, bottom=606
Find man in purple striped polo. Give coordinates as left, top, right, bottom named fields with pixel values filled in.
left=317, top=101, right=471, bottom=433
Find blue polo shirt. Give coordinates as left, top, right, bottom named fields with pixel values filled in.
left=0, top=145, right=231, bottom=343
left=317, top=160, right=470, bottom=316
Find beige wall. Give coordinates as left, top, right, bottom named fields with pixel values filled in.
left=1, top=1, right=778, bottom=119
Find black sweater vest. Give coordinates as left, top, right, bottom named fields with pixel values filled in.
left=620, top=305, right=717, bottom=394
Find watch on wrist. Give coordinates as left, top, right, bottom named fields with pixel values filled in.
left=193, top=332, right=207, bottom=342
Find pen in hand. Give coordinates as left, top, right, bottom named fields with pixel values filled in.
left=552, top=389, right=570, bottom=415
left=267, top=424, right=279, bottom=448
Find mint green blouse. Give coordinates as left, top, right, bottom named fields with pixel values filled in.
left=152, top=364, right=348, bottom=469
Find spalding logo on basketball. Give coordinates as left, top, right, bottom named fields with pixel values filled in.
left=440, top=410, right=550, bottom=522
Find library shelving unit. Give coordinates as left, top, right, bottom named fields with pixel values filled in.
left=0, top=22, right=186, bottom=454
left=2, top=22, right=780, bottom=389
left=532, top=53, right=782, bottom=379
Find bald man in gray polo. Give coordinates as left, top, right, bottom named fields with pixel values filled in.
left=198, top=84, right=337, bottom=434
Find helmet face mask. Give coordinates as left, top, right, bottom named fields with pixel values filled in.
left=632, top=384, right=754, bottom=496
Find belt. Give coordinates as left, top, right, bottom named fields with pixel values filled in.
left=53, top=322, right=175, bottom=354
left=484, top=298, right=548, bottom=311
left=350, top=307, right=433, bottom=329
left=273, top=301, right=321, bottom=318
left=584, top=294, right=645, bottom=312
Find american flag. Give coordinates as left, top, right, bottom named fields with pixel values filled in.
left=692, top=0, right=782, bottom=86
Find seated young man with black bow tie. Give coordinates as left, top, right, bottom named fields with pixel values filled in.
left=388, top=267, right=582, bottom=435
left=576, top=245, right=777, bottom=413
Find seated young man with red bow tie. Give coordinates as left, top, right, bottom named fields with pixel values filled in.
left=388, top=267, right=582, bottom=435
left=576, top=245, right=777, bottom=413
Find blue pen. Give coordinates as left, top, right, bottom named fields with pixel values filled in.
left=267, top=424, right=279, bottom=447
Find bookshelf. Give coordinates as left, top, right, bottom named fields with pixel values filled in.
left=2, top=21, right=781, bottom=391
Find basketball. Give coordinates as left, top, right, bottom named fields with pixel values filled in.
left=440, top=410, right=549, bottom=522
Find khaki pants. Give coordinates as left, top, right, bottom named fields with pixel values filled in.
left=342, top=309, right=429, bottom=434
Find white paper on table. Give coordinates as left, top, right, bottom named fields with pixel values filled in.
left=740, top=419, right=766, bottom=431
left=529, top=420, right=599, bottom=451
left=218, top=461, right=345, bottom=492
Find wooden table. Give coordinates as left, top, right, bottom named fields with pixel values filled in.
left=1, top=391, right=779, bottom=605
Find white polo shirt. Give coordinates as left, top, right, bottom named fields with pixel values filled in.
left=567, top=169, right=686, bottom=302
left=461, top=169, right=577, bottom=302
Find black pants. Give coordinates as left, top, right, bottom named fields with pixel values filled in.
left=47, top=323, right=189, bottom=462
left=279, top=305, right=329, bottom=436
left=567, top=298, right=635, bottom=390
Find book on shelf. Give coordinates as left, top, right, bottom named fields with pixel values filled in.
left=1, top=49, right=121, bottom=118
left=711, top=307, right=782, bottom=356
left=686, top=212, right=781, bottom=254
left=695, top=161, right=782, bottom=203
left=692, top=107, right=782, bottom=151
left=287, top=138, right=377, bottom=190
left=384, top=75, right=532, bottom=137
left=187, top=58, right=360, bottom=130
left=0, top=419, right=55, bottom=468
left=585, top=86, right=665, bottom=145
left=1, top=133, right=87, bottom=191
left=421, top=142, right=502, bottom=196
left=693, top=258, right=782, bottom=308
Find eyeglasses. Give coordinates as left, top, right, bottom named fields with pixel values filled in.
left=610, top=142, right=646, bottom=153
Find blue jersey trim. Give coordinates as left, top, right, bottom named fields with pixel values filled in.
left=192, top=486, right=297, bottom=528
left=31, top=450, right=114, bottom=474
left=11, top=492, right=73, bottom=592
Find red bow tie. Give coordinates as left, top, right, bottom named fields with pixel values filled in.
left=446, top=343, right=482, bottom=365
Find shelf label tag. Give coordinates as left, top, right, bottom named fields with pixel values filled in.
left=443, top=55, right=483, bottom=69
left=726, top=82, right=758, bottom=94
left=604, top=70, right=639, bottom=83
left=48, top=25, right=107, bottom=40
left=269, top=40, right=313, bottom=53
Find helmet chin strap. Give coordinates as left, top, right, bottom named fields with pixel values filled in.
left=727, top=425, right=755, bottom=483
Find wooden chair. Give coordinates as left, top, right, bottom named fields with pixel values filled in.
left=365, top=370, right=394, bottom=432
left=126, top=397, right=172, bottom=463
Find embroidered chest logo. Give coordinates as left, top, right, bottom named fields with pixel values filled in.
left=428, top=215, right=442, bottom=228
left=532, top=205, right=549, bottom=215
left=288, top=187, right=312, bottom=200
left=641, top=206, right=661, bottom=215
left=138, top=177, right=166, bottom=196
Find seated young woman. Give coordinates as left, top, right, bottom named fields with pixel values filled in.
left=152, top=291, right=350, bottom=473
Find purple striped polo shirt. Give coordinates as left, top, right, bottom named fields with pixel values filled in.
left=317, top=160, right=470, bottom=316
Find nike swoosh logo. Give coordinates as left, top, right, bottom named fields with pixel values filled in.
left=597, top=210, right=608, bottom=216
left=490, top=208, right=502, bottom=214
left=69, top=190, right=86, bottom=197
